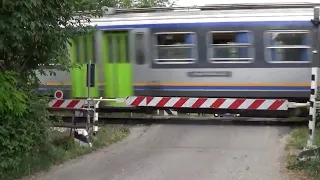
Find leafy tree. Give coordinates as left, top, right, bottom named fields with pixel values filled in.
left=0, top=0, right=101, bottom=179
left=1, top=0, right=102, bottom=85
left=1, top=0, right=175, bottom=85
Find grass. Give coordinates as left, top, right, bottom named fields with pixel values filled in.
left=285, top=127, right=320, bottom=180
left=5, top=125, right=130, bottom=180
left=49, top=125, right=130, bottom=164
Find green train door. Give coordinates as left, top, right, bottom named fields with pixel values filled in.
left=101, top=31, right=133, bottom=106
left=70, top=34, right=99, bottom=98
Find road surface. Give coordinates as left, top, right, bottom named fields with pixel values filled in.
left=30, top=124, right=291, bottom=180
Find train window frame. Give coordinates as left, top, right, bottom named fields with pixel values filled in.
left=263, top=30, right=312, bottom=64
left=152, top=32, right=198, bottom=64
left=206, top=30, right=255, bottom=64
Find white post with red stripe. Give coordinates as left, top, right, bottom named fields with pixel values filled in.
left=125, top=96, right=289, bottom=111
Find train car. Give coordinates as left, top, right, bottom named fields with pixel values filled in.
left=38, top=3, right=320, bottom=107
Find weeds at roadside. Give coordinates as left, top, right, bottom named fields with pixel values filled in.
left=49, top=126, right=130, bottom=165
left=285, top=127, right=320, bottom=180
left=9, top=126, right=130, bottom=180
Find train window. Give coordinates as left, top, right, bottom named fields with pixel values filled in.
left=135, top=33, right=145, bottom=65
left=264, top=30, right=311, bottom=63
left=153, top=32, right=197, bottom=64
left=207, top=31, right=254, bottom=63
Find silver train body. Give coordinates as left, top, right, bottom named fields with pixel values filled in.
left=39, top=4, right=320, bottom=103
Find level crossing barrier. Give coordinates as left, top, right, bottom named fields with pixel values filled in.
left=48, top=106, right=94, bottom=147
left=48, top=94, right=318, bottom=147
left=48, top=97, right=125, bottom=146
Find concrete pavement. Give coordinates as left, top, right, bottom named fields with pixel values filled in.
left=29, top=124, right=291, bottom=180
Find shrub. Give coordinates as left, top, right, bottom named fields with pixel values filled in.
left=0, top=71, right=51, bottom=179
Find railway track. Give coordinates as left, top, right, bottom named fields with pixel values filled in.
left=51, top=115, right=308, bottom=127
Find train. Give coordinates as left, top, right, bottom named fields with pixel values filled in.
left=38, top=2, right=320, bottom=107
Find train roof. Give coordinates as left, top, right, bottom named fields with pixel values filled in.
left=85, top=2, right=320, bottom=27
left=96, top=2, right=319, bottom=16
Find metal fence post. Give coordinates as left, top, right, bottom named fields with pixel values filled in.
left=307, top=6, right=320, bottom=148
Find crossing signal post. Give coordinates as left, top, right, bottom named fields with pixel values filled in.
left=86, top=60, right=95, bottom=132
left=86, top=62, right=95, bottom=88
left=298, top=6, right=320, bottom=160
left=86, top=60, right=95, bottom=100
left=307, top=6, right=320, bottom=149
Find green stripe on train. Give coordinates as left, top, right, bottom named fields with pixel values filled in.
left=70, top=34, right=99, bottom=98
left=102, top=31, right=133, bottom=106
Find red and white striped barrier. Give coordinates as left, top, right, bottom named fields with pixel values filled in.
left=48, top=98, right=124, bottom=109
left=48, top=99, right=87, bottom=109
left=125, top=96, right=289, bottom=111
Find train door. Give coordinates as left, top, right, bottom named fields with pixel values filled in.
left=70, top=34, right=99, bottom=98
left=101, top=31, right=133, bottom=105
left=129, top=28, right=151, bottom=95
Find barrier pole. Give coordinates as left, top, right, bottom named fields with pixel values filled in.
left=307, top=6, right=320, bottom=148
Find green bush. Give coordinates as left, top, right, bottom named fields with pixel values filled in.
left=0, top=72, right=130, bottom=180
left=0, top=71, right=51, bottom=179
